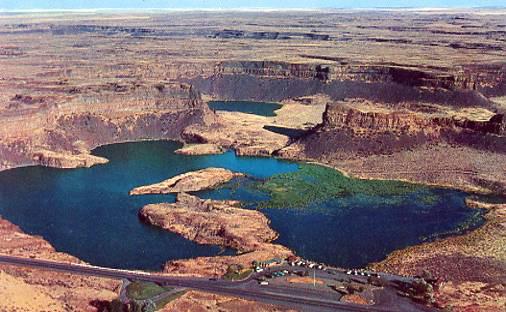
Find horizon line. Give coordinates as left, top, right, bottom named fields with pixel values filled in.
left=1, top=6, right=506, bottom=13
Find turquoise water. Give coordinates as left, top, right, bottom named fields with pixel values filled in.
left=0, top=141, right=483, bottom=269
left=208, top=100, right=282, bottom=116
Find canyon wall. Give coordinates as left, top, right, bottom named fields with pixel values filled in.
left=0, top=82, right=215, bottom=171
left=213, top=61, right=506, bottom=95
left=191, top=74, right=495, bottom=109
left=322, top=102, right=506, bottom=137
left=293, top=101, right=506, bottom=158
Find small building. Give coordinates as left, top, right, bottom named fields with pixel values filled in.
left=253, top=257, right=283, bottom=268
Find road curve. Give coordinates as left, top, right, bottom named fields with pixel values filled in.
left=0, top=254, right=423, bottom=312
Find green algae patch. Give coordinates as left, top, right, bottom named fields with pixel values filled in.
left=254, top=163, right=424, bottom=209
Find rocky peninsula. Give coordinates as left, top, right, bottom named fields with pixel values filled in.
left=130, top=168, right=243, bottom=195
left=32, top=148, right=109, bottom=169
left=0, top=9, right=505, bottom=312
left=140, top=192, right=276, bottom=252
left=139, top=192, right=293, bottom=277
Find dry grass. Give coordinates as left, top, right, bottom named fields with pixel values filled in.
left=0, top=271, right=65, bottom=312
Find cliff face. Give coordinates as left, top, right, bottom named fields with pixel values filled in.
left=291, top=100, right=506, bottom=158
left=47, top=109, right=210, bottom=151
left=208, top=61, right=506, bottom=97
left=0, top=82, right=215, bottom=171
left=191, top=74, right=494, bottom=109
left=322, top=103, right=506, bottom=137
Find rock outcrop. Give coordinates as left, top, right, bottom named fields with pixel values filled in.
left=0, top=82, right=216, bottom=171
left=139, top=193, right=276, bottom=252
left=288, top=99, right=506, bottom=157
left=174, top=143, right=225, bottom=155
left=191, top=74, right=495, bottom=108
left=213, top=61, right=506, bottom=95
left=139, top=193, right=293, bottom=277
left=182, top=111, right=290, bottom=157
left=32, top=149, right=109, bottom=168
left=130, top=168, right=242, bottom=195
left=322, top=101, right=505, bottom=137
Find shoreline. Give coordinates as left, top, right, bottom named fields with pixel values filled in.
left=279, top=153, right=502, bottom=197
left=0, top=137, right=503, bottom=310
left=0, top=138, right=501, bottom=264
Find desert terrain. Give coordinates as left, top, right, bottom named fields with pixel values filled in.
left=0, top=9, right=505, bottom=311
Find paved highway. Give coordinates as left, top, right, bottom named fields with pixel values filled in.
left=0, top=255, right=433, bottom=312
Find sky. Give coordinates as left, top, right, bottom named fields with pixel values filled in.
left=0, top=0, right=504, bottom=10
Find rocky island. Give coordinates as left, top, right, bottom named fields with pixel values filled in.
left=0, top=7, right=505, bottom=312
left=130, top=168, right=243, bottom=195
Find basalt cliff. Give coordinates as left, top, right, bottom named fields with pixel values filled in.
left=278, top=99, right=506, bottom=195
left=1, top=9, right=506, bottom=312
left=0, top=82, right=215, bottom=171
left=295, top=99, right=505, bottom=156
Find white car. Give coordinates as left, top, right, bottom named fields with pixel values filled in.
left=259, top=281, right=269, bottom=286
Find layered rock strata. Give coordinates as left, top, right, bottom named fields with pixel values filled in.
left=0, top=82, right=215, bottom=171
left=213, top=61, right=506, bottom=95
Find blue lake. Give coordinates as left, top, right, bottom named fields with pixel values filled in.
left=0, top=141, right=483, bottom=270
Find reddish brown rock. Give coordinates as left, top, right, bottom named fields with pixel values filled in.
left=130, top=168, right=243, bottom=195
